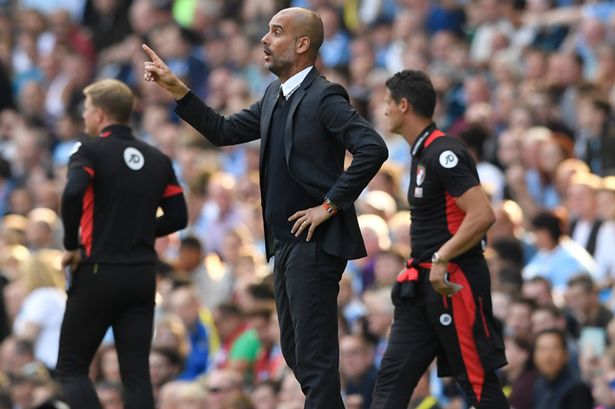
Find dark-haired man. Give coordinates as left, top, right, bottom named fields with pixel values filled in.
left=533, top=329, right=593, bottom=409
left=371, top=70, right=508, bottom=408
left=523, top=210, right=595, bottom=292
left=149, top=346, right=182, bottom=400
left=575, top=93, right=615, bottom=175
left=565, top=274, right=613, bottom=330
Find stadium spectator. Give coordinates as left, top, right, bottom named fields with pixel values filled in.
left=248, top=307, right=283, bottom=385
left=502, top=336, right=537, bottom=409
left=203, top=369, right=245, bottom=409
left=149, top=346, right=182, bottom=401
left=361, top=287, right=393, bottom=369
left=505, top=297, right=536, bottom=342
left=339, top=334, right=378, bottom=408
left=523, top=210, right=596, bottom=291
left=167, top=286, right=210, bottom=380
left=95, top=381, right=124, bottom=409
left=567, top=172, right=615, bottom=285
left=565, top=274, right=613, bottom=331
left=533, top=329, right=594, bottom=409
left=250, top=380, right=279, bottom=409
left=11, top=253, right=65, bottom=369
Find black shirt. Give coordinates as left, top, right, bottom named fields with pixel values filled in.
left=61, top=124, right=187, bottom=265
left=408, top=124, right=482, bottom=262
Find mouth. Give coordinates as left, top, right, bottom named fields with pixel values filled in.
left=263, top=49, right=272, bottom=60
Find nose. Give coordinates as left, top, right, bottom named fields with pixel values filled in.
left=261, top=33, right=269, bottom=45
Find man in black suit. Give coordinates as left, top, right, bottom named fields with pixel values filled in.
left=142, top=7, right=388, bottom=408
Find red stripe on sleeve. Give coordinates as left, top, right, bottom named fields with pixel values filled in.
left=445, top=192, right=465, bottom=235
left=450, top=267, right=486, bottom=403
left=80, top=183, right=95, bottom=257
left=83, top=166, right=95, bottom=177
left=163, top=184, right=183, bottom=198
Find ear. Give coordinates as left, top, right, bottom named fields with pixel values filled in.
left=399, top=97, right=410, bottom=114
left=95, top=107, right=105, bottom=124
left=296, top=36, right=311, bottom=54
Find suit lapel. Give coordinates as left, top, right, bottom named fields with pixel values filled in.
left=259, top=80, right=280, bottom=171
left=284, top=87, right=306, bottom=162
left=284, top=68, right=320, bottom=164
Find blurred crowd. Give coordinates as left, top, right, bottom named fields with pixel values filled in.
left=0, top=0, right=615, bottom=408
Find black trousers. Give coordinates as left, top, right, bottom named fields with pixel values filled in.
left=55, top=263, right=156, bottom=409
left=371, top=258, right=509, bottom=409
left=273, top=239, right=347, bottom=409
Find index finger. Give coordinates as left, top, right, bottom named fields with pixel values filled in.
left=142, top=44, right=161, bottom=62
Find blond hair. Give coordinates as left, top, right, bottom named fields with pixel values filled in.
left=601, top=176, right=615, bottom=192
left=19, top=253, right=64, bottom=293
left=174, top=381, right=207, bottom=401
left=83, top=79, right=133, bottom=124
left=153, top=314, right=190, bottom=359
left=570, top=172, right=602, bottom=191
left=557, top=158, right=590, bottom=175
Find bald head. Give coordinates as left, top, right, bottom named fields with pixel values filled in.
left=279, top=7, right=324, bottom=60
left=262, top=7, right=324, bottom=81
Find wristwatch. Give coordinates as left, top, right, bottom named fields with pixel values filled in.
left=431, top=252, right=446, bottom=264
left=323, top=197, right=339, bottom=215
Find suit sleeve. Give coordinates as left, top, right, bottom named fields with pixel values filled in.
left=320, top=84, right=388, bottom=210
left=61, top=142, right=94, bottom=250
left=156, top=162, right=188, bottom=237
left=174, top=90, right=262, bottom=146
left=431, top=140, right=480, bottom=198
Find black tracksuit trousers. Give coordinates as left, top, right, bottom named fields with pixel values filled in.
left=56, top=263, right=156, bottom=409
left=371, top=258, right=509, bottom=409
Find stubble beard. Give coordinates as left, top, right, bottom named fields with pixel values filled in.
left=265, top=47, right=295, bottom=79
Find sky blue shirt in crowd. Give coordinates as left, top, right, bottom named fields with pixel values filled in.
left=523, top=237, right=597, bottom=290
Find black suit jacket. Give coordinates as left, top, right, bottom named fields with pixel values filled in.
left=175, top=67, right=388, bottom=260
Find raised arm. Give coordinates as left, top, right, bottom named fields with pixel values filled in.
left=142, top=44, right=262, bottom=147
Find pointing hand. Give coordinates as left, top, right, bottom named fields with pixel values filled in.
left=142, top=44, right=189, bottom=100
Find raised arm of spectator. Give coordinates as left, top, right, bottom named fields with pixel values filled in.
left=523, top=6, right=583, bottom=27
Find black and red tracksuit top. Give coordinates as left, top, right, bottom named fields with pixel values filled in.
left=61, top=124, right=187, bottom=265
left=408, top=123, right=483, bottom=263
